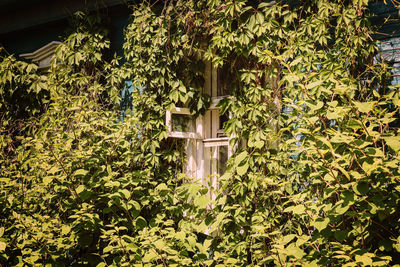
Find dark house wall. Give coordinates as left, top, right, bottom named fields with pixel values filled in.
left=0, top=0, right=131, bottom=57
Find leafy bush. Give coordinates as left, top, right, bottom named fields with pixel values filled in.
left=1, top=1, right=400, bottom=266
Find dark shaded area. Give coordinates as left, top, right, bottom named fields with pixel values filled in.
left=368, top=0, right=400, bottom=39
left=0, top=0, right=131, bottom=57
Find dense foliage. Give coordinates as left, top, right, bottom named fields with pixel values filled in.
left=1, top=0, right=400, bottom=266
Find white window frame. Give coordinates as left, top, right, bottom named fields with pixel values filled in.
left=210, top=96, right=227, bottom=109
left=165, top=61, right=235, bottom=183
left=203, top=137, right=229, bottom=148
left=166, top=107, right=202, bottom=139
left=19, top=41, right=62, bottom=69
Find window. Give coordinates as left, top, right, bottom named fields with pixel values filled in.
left=166, top=107, right=202, bottom=139
left=377, top=37, right=400, bottom=86
left=166, top=60, right=233, bottom=187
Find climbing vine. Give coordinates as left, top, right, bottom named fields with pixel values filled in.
left=1, top=0, right=400, bottom=266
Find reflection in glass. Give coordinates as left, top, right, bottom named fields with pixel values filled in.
left=218, top=146, right=228, bottom=175
left=205, top=145, right=228, bottom=180
left=171, top=114, right=195, bottom=132
left=217, top=64, right=232, bottom=96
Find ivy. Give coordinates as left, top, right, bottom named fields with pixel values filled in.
left=1, top=1, right=400, bottom=266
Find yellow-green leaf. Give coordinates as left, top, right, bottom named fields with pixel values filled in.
left=0, top=241, right=6, bottom=251
left=194, top=195, right=209, bottom=209
left=312, top=217, right=329, bottom=232
left=237, top=162, right=249, bottom=176
left=235, top=151, right=248, bottom=165
left=383, top=136, right=400, bottom=152
left=61, top=225, right=71, bottom=235
left=354, top=101, right=375, bottom=113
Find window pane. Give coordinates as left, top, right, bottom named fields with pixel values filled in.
left=217, top=64, right=233, bottom=96
left=218, top=146, right=228, bottom=175
left=171, top=114, right=195, bottom=132
left=219, top=113, right=229, bottom=131
left=204, top=145, right=228, bottom=178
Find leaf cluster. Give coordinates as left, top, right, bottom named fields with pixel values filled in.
left=1, top=1, right=400, bottom=266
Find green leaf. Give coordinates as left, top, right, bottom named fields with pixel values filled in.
left=143, top=250, right=157, bottom=262
left=103, top=246, right=113, bottom=253
left=203, top=239, right=212, bottom=249
left=76, top=185, right=85, bottom=194
left=254, top=140, right=264, bottom=149
left=355, top=254, right=372, bottom=266
left=284, top=205, right=305, bottom=215
left=306, top=80, right=322, bottom=90
left=61, top=225, right=71, bottom=235
left=282, top=234, right=296, bottom=245
left=136, top=216, right=147, bottom=229
left=74, top=169, right=88, bottom=177
left=47, top=166, right=60, bottom=174
left=326, top=111, right=340, bottom=120
left=285, top=243, right=305, bottom=259
left=393, top=236, right=400, bottom=252
left=156, top=183, right=168, bottom=191
left=312, top=218, right=330, bottom=232
left=306, top=100, right=324, bottom=112
left=194, top=195, right=209, bottom=209
left=154, top=239, right=166, bottom=250
left=235, top=151, right=248, bottom=165
left=187, top=236, right=196, bottom=248
left=335, top=204, right=350, bottom=215
left=175, top=231, right=185, bottom=241
left=383, top=136, right=400, bottom=152
left=0, top=241, right=6, bottom=251
left=120, top=189, right=131, bottom=199
left=324, top=172, right=336, bottom=182
left=237, top=162, right=249, bottom=176
left=354, top=101, right=375, bottom=113
left=43, top=176, right=53, bottom=185
left=353, top=181, right=369, bottom=195
left=347, top=119, right=363, bottom=129
left=334, top=230, right=347, bottom=242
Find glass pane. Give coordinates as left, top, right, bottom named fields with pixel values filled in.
left=171, top=114, right=195, bottom=132
left=217, top=64, right=232, bottom=96
left=204, top=145, right=228, bottom=178
left=218, top=146, right=228, bottom=175
left=219, top=113, right=229, bottom=131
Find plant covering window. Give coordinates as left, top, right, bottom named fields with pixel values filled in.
left=166, top=61, right=232, bottom=186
